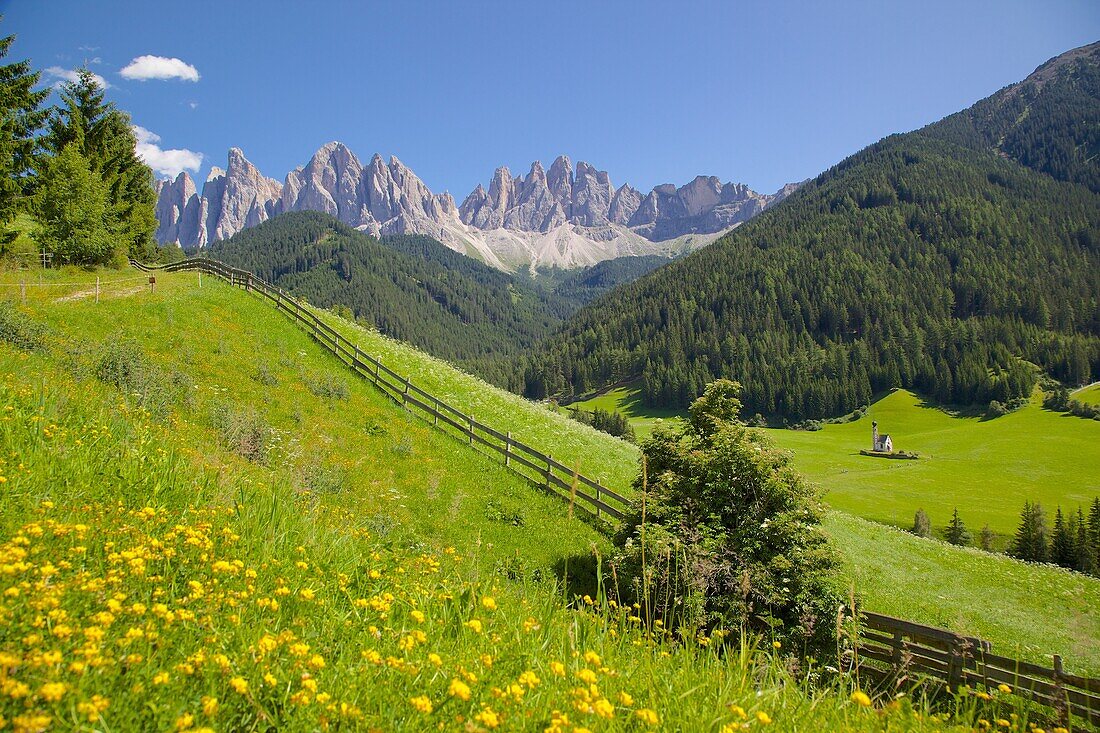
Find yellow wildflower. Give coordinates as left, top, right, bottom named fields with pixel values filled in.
left=594, top=698, right=615, bottom=718
left=201, top=696, right=218, bottom=716
left=550, top=661, right=566, bottom=677
left=851, top=690, right=871, bottom=707
left=174, top=713, right=195, bottom=730
left=475, top=708, right=500, bottom=728
left=997, top=683, right=1012, bottom=694
left=618, top=691, right=634, bottom=706
left=519, top=670, right=540, bottom=689
left=230, top=677, right=249, bottom=694
left=584, top=651, right=602, bottom=666
left=756, top=711, right=773, bottom=725
left=428, top=653, right=443, bottom=667
left=481, top=596, right=497, bottom=611
left=636, top=708, right=660, bottom=725
left=449, top=678, right=472, bottom=701
left=464, top=619, right=483, bottom=633
left=411, top=610, right=426, bottom=623
left=410, top=695, right=433, bottom=714
left=39, top=681, right=66, bottom=702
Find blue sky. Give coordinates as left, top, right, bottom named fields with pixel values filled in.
left=6, top=1, right=1098, bottom=196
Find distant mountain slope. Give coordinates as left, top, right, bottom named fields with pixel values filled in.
left=512, top=43, right=1100, bottom=420
left=205, top=212, right=565, bottom=376
left=924, top=41, right=1100, bottom=192
left=548, top=254, right=675, bottom=308
left=156, top=145, right=796, bottom=270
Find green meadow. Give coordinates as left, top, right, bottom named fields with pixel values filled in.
left=2, top=267, right=1097, bottom=677
left=1073, top=382, right=1100, bottom=406
left=765, top=389, right=1100, bottom=544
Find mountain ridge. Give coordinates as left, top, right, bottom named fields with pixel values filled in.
left=155, top=145, right=797, bottom=271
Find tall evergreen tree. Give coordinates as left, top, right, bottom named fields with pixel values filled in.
left=34, top=145, right=112, bottom=265
left=0, top=22, right=49, bottom=246
left=944, top=507, right=972, bottom=546
left=1012, top=501, right=1049, bottom=563
left=1051, top=507, right=1074, bottom=567
left=1075, top=507, right=1096, bottom=576
left=45, top=68, right=156, bottom=259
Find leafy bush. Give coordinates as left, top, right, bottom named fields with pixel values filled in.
left=210, top=402, right=272, bottom=464
left=611, top=380, right=841, bottom=655
left=912, top=509, right=932, bottom=538
left=0, top=300, right=46, bottom=350
left=302, top=369, right=348, bottom=400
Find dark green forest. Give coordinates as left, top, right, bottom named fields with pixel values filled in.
left=206, top=213, right=570, bottom=376
left=507, top=46, right=1100, bottom=419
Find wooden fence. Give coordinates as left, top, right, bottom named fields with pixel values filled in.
left=133, top=257, right=1100, bottom=728
left=130, top=257, right=631, bottom=521
left=854, top=611, right=1100, bottom=728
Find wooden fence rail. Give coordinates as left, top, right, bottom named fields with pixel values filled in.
left=130, top=257, right=630, bottom=521
left=854, top=611, right=1100, bottom=728
left=132, top=257, right=1100, bottom=728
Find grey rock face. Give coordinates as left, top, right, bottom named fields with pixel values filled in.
left=154, top=141, right=799, bottom=267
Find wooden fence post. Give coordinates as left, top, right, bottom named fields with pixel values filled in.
left=468, top=415, right=474, bottom=445
left=505, top=433, right=511, bottom=467
left=545, top=454, right=553, bottom=490
left=354, top=343, right=360, bottom=368
left=433, top=397, right=439, bottom=427
left=95, top=276, right=100, bottom=304
left=403, top=376, right=410, bottom=408
left=1053, top=654, right=1068, bottom=727
left=595, top=480, right=603, bottom=518
left=891, top=631, right=904, bottom=673
left=946, top=639, right=962, bottom=692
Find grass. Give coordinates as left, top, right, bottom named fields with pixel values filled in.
left=764, top=389, right=1100, bottom=545
left=1073, top=382, right=1100, bottom=406
left=565, top=382, right=685, bottom=441
left=0, top=269, right=1044, bottom=731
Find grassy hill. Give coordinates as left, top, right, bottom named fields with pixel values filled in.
left=0, top=264, right=1096, bottom=733
left=1073, top=382, right=1100, bottom=406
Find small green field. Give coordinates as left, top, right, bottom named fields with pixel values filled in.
left=1073, top=382, right=1100, bottom=406
left=565, top=383, right=685, bottom=440
left=566, top=382, right=1099, bottom=548
left=766, top=389, right=1100, bottom=544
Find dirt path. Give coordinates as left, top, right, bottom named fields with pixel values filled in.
left=55, top=284, right=145, bottom=303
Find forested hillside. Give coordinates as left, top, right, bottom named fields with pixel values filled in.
left=509, top=44, right=1100, bottom=419
left=207, top=212, right=568, bottom=375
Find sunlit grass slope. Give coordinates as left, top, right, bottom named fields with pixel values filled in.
left=0, top=271, right=1032, bottom=731
left=304, top=280, right=1099, bottom=674
left=1073, top=382, right=1100, bottom=406
left=766, top=389, right=1100, bottom=543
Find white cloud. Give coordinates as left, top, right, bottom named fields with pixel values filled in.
left=132, top=125, right=203, bottom=178
left=120, top=55, right=200, bottom=82
left=188, top=101, right=199, bottom=110
left=45, top=66, right=110, bottom=89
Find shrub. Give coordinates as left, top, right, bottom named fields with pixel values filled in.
left=302, top=369, right=348, bottom=400
left=985, top=400, right=1008, bottom=418
left=252, top=363, right=279, bottom=387
left=0, top=300, right=47, bottom=350
left=912, top=509, right=931, bottom=538
left=210, top=402, right=272, bottom=464
left=612, top=380, right=841, bottom=655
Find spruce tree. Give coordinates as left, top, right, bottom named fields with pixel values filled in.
left=1052, top=507, right=1074, bottom=567
left=1012, top=501, right=1049, bottom=563
left=912, top=508, right=931, bottom=538
left=1076, top=507, right=1096, bottom=576
left=1090, top=498, right=1100, bottom=570
left=0, top=22, right=49, bottom=246
left=944, top=507, right=972, bottom=546
left=34, top=145, right=113, bottom=265
left=45, top=68, right=156, bottom=259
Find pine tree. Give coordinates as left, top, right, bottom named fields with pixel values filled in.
left=1090, top=498, right=1100, bottom=570
left=34, top=145, right=113, bottom=265
left=979, top=524, right=995, bottom=552
left=0, top=22, right=49, bottom=245
left=1051, top=507, right=1074, bottom=567
left=1076, top=507, right=1096, bottom=576
left=912, top=508, right=931, bottom=538
left=1012, top=501, right=1049, bottom=563
left=44, top=68, right=156, bottom=259
left=944, top=507, right=972, bottom=546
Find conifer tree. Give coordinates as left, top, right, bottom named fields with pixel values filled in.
left=1076, top=507, right=1096, bottom=576
left=0, top=22, right=49, bottom=245
left=1052, top=507, right=1074, bottom=567
left=1012, top=501, right=1049, bottom=563
left=1090, top=498, right=1100, bottom=570
left=944, top=507, right=972, bottom=546
left=45, top=68, right=156, bottom=259
left=34, top=145, right=112, bottom=265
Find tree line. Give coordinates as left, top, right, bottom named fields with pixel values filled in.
left=1, top=23, right=159, bottom=265
left=911, top=498, right=1100, bottom=577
